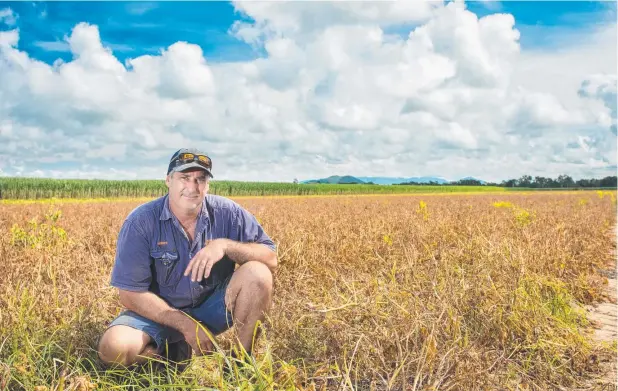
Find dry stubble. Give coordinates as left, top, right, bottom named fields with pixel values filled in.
left=0, top=191, right=615, bottom=390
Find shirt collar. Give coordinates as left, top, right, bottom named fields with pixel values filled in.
left=160, top=194, right=209, bottom=223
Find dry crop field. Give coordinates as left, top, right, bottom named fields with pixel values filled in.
left=0, top=191, right=616, bottom=391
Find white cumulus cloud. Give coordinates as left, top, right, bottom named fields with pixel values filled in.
left=0, top=2, right=616, bottom=182
left=578, top=74, right=617, bottom=135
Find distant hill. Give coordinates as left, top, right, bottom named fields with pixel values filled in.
left=357, top=176, right=448, bottom=185
left=300, top=175, right=489, bottom=185
left=301, top=175, right=452, bottom=185
left=302, top=175, right=365, bottom=184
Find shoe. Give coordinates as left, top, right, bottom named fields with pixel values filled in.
left=165, top=340, right=193, bottom=372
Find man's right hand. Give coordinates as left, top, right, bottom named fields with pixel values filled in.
left=182, top=321, right=215, bottom=356
left=118, top=289, right=215, bottom=355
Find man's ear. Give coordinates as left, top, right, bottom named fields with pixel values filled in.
left=165, top=173, right=172, bottom=188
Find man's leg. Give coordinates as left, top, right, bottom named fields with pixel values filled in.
left=97, top=310, right=186, bottom=367
left=97, top=325, right=157, bottom=367
left=224, top=261, right=274, bottom=355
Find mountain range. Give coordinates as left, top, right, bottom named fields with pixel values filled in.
left=301, top=175, right=486, bottom=185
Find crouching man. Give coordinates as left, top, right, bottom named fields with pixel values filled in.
left=97, top=148, right=277, bottom=368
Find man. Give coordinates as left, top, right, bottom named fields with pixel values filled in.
left=97, top=148, right=277, bottom=369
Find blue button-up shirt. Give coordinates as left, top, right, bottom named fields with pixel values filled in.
left=110, top=194, right=276, bottom=309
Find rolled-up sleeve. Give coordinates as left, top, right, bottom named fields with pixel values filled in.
left=234, top=206, right=276, bottom=252
left=110, top=219, right=152, bottom=291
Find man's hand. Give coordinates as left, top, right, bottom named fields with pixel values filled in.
left=182, top=321, right=215, bottom=356
left=184, top=238, right=229, bottom=282
left=118, top=290, right=216, bottom=355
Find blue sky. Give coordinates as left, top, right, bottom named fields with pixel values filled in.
left=3, top=1, right=259, bottom=64
left=469, top=1, right=617, bottom=48
left=4, top=1, right=616, bottom=66
left=0, top=1, right=615, bottom=182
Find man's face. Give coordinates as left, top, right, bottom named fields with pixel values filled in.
left=165, top=168, right=210, bottom=213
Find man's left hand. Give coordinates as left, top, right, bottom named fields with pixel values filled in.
left=184, top=239, right=229, bottom=282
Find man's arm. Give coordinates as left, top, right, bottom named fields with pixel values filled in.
left=118, top=289, right=192, bottom=332
left=185, top=238, right=278, bottom=282
left=118, top=289, right=214, bottom=353
left=184, top=204, right=278, bottom=281
left=223, top=239, right=278, bottom=272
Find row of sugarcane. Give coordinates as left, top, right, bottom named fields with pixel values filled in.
left=0, top=177, right=505, bottom=199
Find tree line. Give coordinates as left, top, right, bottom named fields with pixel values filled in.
left=397, top=175, right=617, bottom=188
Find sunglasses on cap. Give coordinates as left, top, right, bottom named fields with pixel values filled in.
left=168, top=153, right=212, bottom=173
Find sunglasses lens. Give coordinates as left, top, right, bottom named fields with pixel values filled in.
left=173, top=153, right=211, bottom=170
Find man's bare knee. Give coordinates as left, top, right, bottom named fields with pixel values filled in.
left=226, top=261, right=273, bottom=311
left=98, top=325, right=153, bottom=367
left=248, top=262, right=273, bottom=293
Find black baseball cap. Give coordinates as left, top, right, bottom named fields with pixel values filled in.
left=167, top=148, right=213, bottom=178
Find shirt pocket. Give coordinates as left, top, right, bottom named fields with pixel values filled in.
left=150, top=249, right=181, bottom=288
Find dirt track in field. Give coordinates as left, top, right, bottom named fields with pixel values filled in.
left=585, top=225, right=617, bottom=389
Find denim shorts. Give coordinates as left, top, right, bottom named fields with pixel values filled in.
left=107, top=276, right=234, bottom=351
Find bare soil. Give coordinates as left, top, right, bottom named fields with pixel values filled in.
left=584, top=226, right=617, bottom=390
